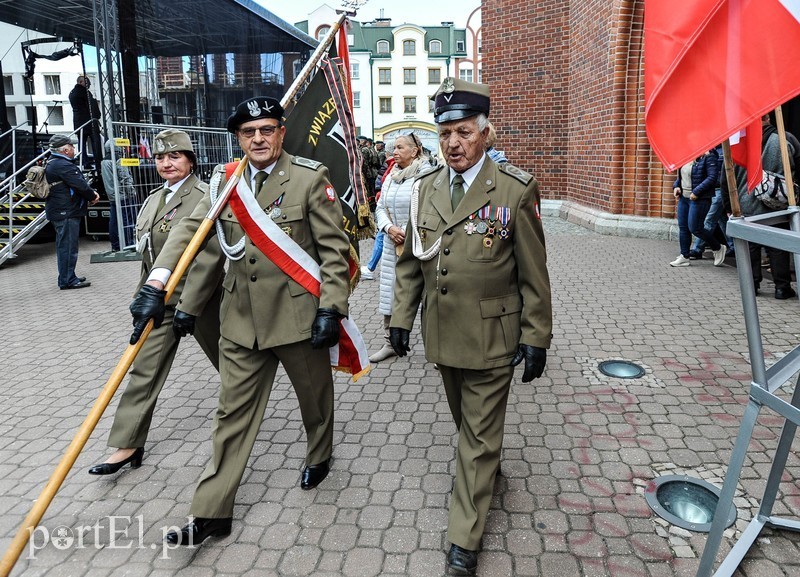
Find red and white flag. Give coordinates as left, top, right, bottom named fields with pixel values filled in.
left=139, top=135, right=152, bottom=159
left=227, top=173, right=370, bottom=382
left=729, top=119, right=762, bottom=192
left=645, top=0, right=800, bottom=172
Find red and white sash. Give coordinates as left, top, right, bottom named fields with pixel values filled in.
left=226, top=164, right=370, bottom=381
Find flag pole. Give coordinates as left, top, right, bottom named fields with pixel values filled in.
left=722, top=139, right=742, bottom=218
left=774, top=105, right=796, bottom=206
left=0, top=15, right=354, bottom=577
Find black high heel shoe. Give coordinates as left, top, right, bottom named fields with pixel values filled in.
left=88, top=447, right=144, bottom=475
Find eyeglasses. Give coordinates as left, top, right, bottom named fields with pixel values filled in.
left=239, top=125, right=280, bottom=138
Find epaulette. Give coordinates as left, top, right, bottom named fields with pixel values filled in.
left=498, top=162, right=533, bottom=185
left=291, top=156, right=323, bottom=170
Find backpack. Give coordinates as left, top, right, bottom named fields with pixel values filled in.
left=753, top=169, right=798, bottom=211
left=22, top=164, right=61, bottom=200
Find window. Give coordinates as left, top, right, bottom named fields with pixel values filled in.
left=459, top=68, right=474, bottom=82
left=378, top=68, right=391, bottom=84
left=44, top=75, right=61, bottom=95
left=353, top=91, right=360, bottom=108
left=316, top=26, right=330, bottom=42
left=429, top=40, right=442, bottom=54
left=428, top=68, right=441, bottom=84
left=25, top=106, right=37, bottom=127
left=23, top=78, right=34, bottom=96
left=478, top=68, right=483, bottom=83
left=3, top=76, right=12, bottom=95
left=46, top=106, right=64, bottom=126
left=428, top=99, right=435, bottom=113
left=456, top=40, right=465, bottom=52
left=379, top=97, right=392, bottom=113
left=6, top=107, right=16, bottom=126
left=376, top=40, right=390, bottom=54
left=351, top=62, right=359, bottom=80
left=404, top=97, right=416, bottom=113
left=403, top=68, right=416, bottom=84
left=403, top=40, right=416, bottom=55
left=293, top=59, right=303, bottom=79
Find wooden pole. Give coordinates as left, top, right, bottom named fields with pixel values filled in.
left=0, top=18, right=353, bottom=573
left=774, top=105, right=796, bottom=206
left=722, top=139, right=742, bottom=218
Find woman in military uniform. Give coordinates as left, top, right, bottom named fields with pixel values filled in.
left=88, top=129, right=223, bottom=475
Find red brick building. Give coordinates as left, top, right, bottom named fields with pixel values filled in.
left=481, top=0, right=676, bottom=231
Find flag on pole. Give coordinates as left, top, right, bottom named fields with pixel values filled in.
left=337, top=19, right=353, bottom=108
left=644, top=0, right=800, bottom=172
left=138, top=135, right=152, bottom=159
left=283, top=55, right=372, bottom=268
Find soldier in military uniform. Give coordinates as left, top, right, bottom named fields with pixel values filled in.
left=88, top=129, right=222, bottom=476
left=127, top=97, right=351, bottom=546
left=390, top=78, right=553, bottom=576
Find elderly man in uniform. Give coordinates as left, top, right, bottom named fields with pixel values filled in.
left=390, top=78, right=553, bottom=576
left=127, top=97, right=351, bottom=546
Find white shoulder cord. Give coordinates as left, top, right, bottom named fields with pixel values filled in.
left=209, top=170, right=246, bottom=260
left=409, top=179, right=442, bottom=262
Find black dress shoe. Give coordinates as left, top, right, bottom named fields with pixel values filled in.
left=61, top=280, right=91, bottom=290
left=300, top=458, right=330, bottom=490
left=776, top=287, right=797, bottom=300
left=164, top=517, right=232, bottom=546
left=446, top=544, right=478, bottom=576
left=88, top=447, right=144, bottom=475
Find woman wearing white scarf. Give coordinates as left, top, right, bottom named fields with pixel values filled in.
left=370, top=134, right=431, bottom=362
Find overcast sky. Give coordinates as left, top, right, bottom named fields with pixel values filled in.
left=260, top=0, right=479, bottom=30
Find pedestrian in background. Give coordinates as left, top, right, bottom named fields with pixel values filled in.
left=101, top=139, right=137, bottom=251
left=44, top=134, right=99, bottom=290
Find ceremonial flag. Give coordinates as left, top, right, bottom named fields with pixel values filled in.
left=338, top=19, right=353, bottom=107
left=283, top=55, right=371, bottom=275
left=644, top=0, right=800, bottom=172
left=138, top=135, right=152, bottom=159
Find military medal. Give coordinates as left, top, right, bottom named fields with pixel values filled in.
left=159, top=208, right=177, bottom=233
left=498, top=206, right=510, bottom=239
left=475, top=221, right=489, bottom=234
left=270, top=207, right=282, bottom=218
left=483, top=236, right=493, bottom=248
left=464, top=213, right=477, bottom=235
left=266, top=194, right=284, bottom=219
left=281, top=225, right=293, bottom=237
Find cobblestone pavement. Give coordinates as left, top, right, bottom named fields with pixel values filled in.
left=2, top=217, right=800, bottom=577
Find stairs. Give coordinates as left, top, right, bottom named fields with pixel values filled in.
left=0, top=189, right=50, bottom=267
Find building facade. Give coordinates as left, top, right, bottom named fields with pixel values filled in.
left=297, top=4, right=479, bottom=154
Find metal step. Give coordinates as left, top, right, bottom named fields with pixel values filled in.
left=0, top=214, right=40, bottom=224
left=0, top=202, right=46, bottom=211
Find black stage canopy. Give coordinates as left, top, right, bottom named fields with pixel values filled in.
left=0, top=0, right=316, bottom=57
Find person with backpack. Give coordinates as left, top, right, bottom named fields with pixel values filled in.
left=44, top=134, right=99, bottom=290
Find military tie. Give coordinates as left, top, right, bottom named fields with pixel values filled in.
left=156, top=185, right=168, bottom=214
left=451, top=174, right=465, bottom=211
left=253, top=170, right=268, bottom=196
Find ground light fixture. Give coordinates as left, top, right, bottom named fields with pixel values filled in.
left=644, top=475, right=737, bottom=532
left=597, top=359, right=645, bottom=379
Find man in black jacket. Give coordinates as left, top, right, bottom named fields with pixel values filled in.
left=45, top=134, right=99, bottom=289
left=68, top=75, right=103, bottom=170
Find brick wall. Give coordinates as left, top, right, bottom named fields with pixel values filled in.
left=482, top=0, right=674, bottom=218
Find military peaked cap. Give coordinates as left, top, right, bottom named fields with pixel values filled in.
left=431, top=77, right=490, bottom=123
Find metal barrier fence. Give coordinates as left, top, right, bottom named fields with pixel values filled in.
left=106, top=122, right=237, bottom=250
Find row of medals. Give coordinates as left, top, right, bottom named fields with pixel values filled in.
left=464, top=206, right=510, bottom=248
left=266, top=194, right=293, bottom=237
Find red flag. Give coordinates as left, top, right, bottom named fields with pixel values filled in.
left=644, top=0, right=800, bottom=171
left=337, top=19, right=353, bottom=108
left=729, top=119, right=762, bottom=192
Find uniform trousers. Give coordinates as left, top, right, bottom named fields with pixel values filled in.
left=108, top=298, right=221, bottom=449
left=190, top=336, right=335, bottom=518
left=438, top=364, right=513, bottom=550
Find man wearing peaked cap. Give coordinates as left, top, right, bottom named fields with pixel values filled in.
left=390, top=77, right=553, bottom=576
left=126, top=96, right=351, bottom=546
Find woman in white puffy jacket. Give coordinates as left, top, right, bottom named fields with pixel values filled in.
left=370, top=133, right=431, bottom=362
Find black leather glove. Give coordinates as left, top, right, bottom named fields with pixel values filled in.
left=310, top=308, right=341, bottom=349
left=389, top=328, right=411, bottom=357
left=510, top=345, right=547, bottom=382
left=172, top=310, right=196, bottom=339
left=129, top=284, right=167, bottom=345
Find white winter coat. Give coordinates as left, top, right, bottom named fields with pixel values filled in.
left=374, top=159, right=431, bottom=315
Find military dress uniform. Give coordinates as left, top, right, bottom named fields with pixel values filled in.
left=107, top=174, right=222, bottom=450
left=150, top=150, right=351, bottom=518
left=392, top=156, right=553, bottom=551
